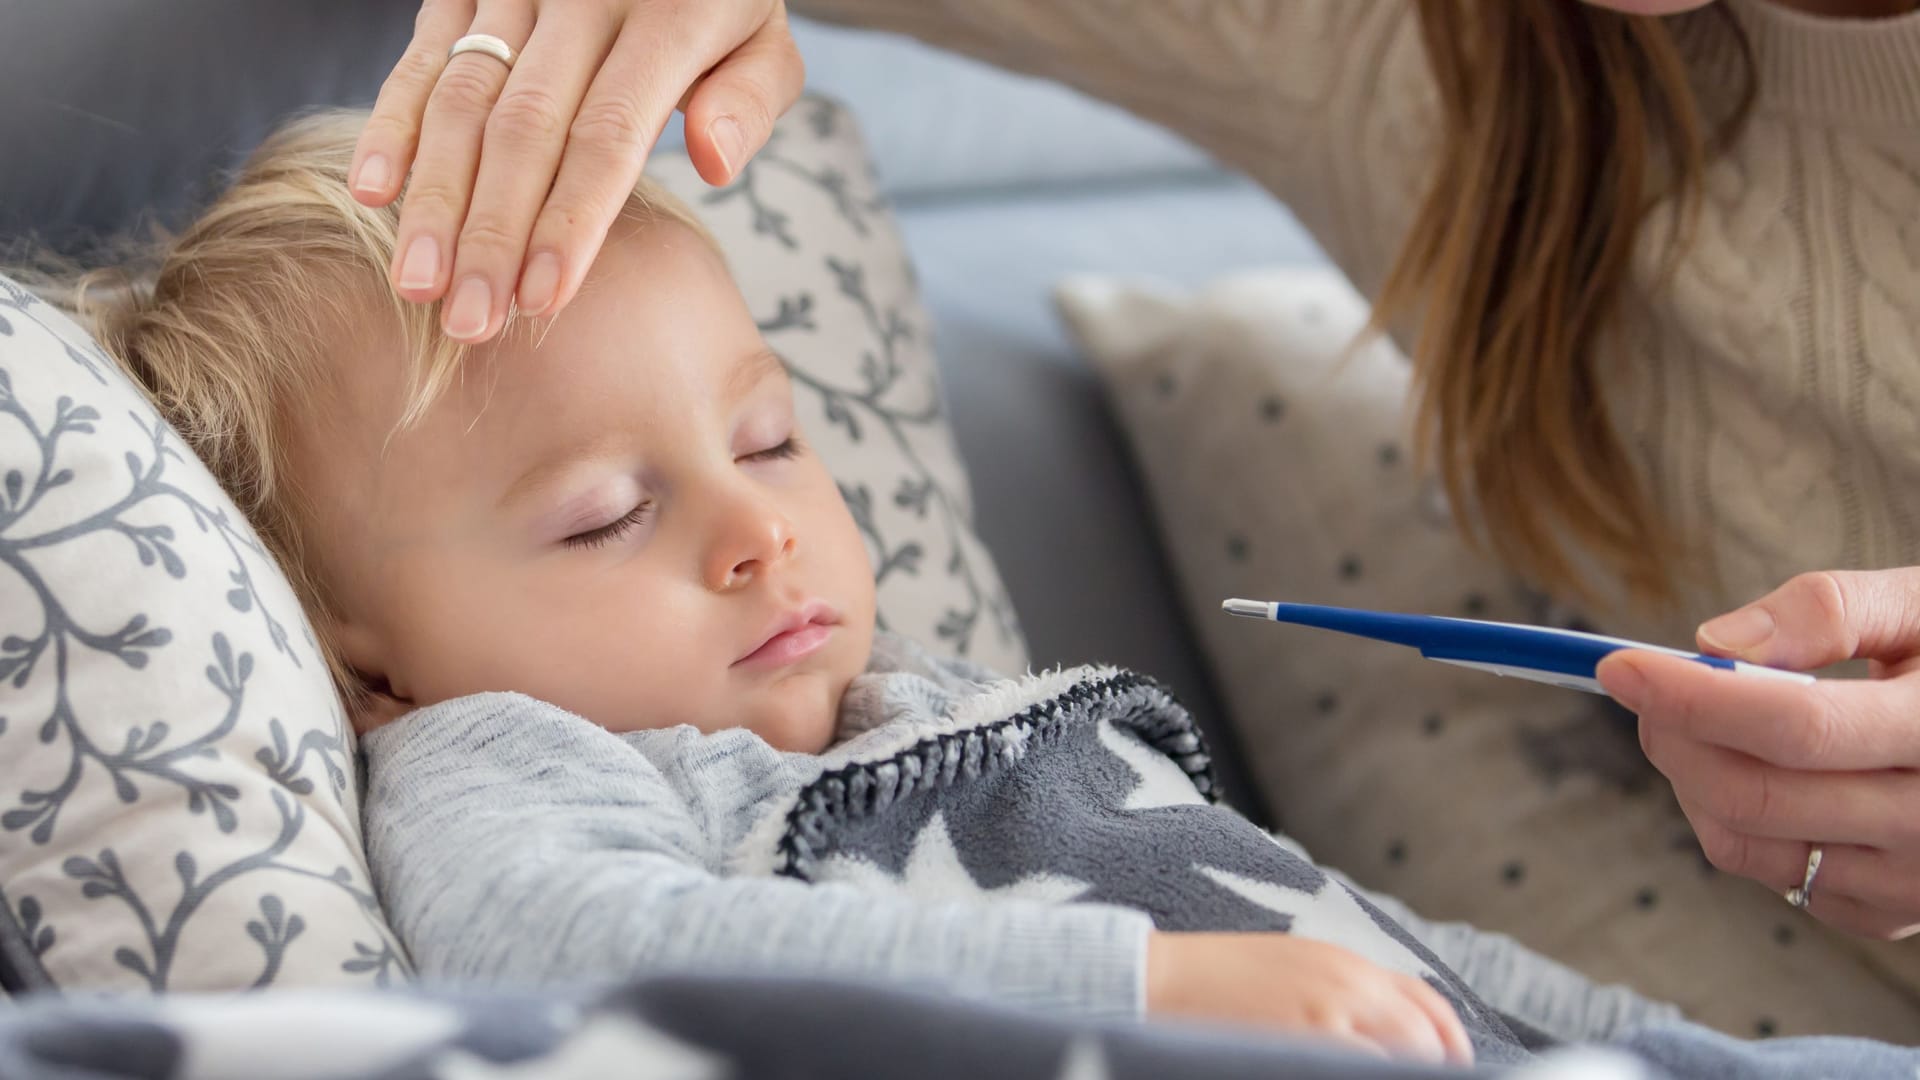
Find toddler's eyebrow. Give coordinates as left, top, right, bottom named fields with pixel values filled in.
left=498, top=347, right=787, bottom=513
left=498, top=430, right=631, bottom=513
left=727, top=347, right=785, bottom=402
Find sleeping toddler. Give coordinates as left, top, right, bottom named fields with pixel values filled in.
left=48, top=109, right=1920, bottom=1078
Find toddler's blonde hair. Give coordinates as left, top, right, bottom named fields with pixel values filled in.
left=27, top=107, right=714, bottom=712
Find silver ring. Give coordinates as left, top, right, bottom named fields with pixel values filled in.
left=1785, top=845, right=1824, bottom=910
left=448, top=33, right=517, bottom=70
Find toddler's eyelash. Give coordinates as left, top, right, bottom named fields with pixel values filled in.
left=563, top=440, right=794, bottom=551
left=564, top=504, right=651, bottom=550
left=747, top=437, right=802, bottom=462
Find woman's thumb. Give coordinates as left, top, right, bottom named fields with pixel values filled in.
left=1698, top=568, right=1920, bottom=669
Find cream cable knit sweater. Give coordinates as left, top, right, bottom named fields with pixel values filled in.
left=796, top=0, right=1920, bottom=644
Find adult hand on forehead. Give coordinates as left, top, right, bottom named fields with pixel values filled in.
left=1597, top=567, right=1920, bottom=941
left=349, top=0, right=804, bottom=344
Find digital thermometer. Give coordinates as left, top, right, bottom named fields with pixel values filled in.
left=1221, top=599, right=1814, bottom=695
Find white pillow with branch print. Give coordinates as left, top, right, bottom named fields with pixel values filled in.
left=0, top=277, right=403, bottom=992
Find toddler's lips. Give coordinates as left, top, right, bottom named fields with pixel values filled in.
left=735, top=601, right=839, bottom=669
left=735, top=621, right=834, bottom=670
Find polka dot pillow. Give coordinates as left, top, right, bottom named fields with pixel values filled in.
left=1054, top=267, right=1920, bottom=1041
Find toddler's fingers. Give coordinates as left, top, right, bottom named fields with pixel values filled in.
left=1354, top=996, right=1448, bottom=1065
left=1401, top=975, right=1475, bottom=1066
left=1310, top=1025, right=1392, bottom=1063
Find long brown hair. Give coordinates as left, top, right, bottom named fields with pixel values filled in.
left=1375, top=2, right=1754, bottom=610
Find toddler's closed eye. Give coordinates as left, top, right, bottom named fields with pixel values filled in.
left=742, top=436, right=802, bottom=463
left=564, top=503, right=651, bottom=550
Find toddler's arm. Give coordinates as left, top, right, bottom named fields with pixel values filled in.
left=361, top=692, right=1151, bottom=1021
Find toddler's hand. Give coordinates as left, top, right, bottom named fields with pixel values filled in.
left=1145, top=931, right=1474, bottom=1067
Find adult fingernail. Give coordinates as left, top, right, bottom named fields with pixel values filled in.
left=354, top=153, right=390, bottom=196
left=518, top=252, right=561, bottom=316
left=445, top=277, right=491, bottom=340
left=1600, top=653, right=1647, bottom=709
left=1700, top=606, right=1775, bottom=655
left=709, top=116, right=744, bottom=180
left=398, top=235, right=440, bottom=292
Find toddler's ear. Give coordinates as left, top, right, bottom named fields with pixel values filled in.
left=349, top=678, right=415, bottom=734
left=329, top=619, right=414, bottom=733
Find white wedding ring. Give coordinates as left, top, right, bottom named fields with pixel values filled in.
left=448, top=33, right=517, bottom=71
left=1785, top=845, right=1823, bottom=910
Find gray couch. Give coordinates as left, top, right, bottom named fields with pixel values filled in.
left=0, top=3, right=1332, bottom=815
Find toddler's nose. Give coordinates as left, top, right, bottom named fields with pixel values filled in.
left=705, top=506, right=797, bottom=591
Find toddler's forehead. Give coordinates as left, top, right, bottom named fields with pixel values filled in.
left=282, top=322, right=414, bottom=494
left=296, top=220, right=751, bottom=475
left=317, top=321, right=412, bottom=434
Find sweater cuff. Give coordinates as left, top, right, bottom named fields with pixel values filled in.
left=977, top=903, right=1154, bottom=1023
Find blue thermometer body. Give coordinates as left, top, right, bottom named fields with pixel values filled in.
left=1221, top=599, right=1814, bottom=695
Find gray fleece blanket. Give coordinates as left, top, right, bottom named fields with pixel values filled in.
left=745, top=660, right=1541, bottom=1063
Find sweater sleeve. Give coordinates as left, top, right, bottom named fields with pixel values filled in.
left=785, top=0, right=1415, bottom=287
left=361, top=692, right=1153, bottom=1022
left=785, top=0, right=1379, bottom=172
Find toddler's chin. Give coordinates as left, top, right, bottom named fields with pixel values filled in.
left=746, top=677, right=842, bottom=754
left=754, top=714, right=837, bottom=754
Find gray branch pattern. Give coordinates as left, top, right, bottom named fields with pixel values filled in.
left=0, top=286, right=403, bottom=988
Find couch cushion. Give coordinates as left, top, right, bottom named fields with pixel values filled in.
left=0, top=0, right=413, bottom=259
